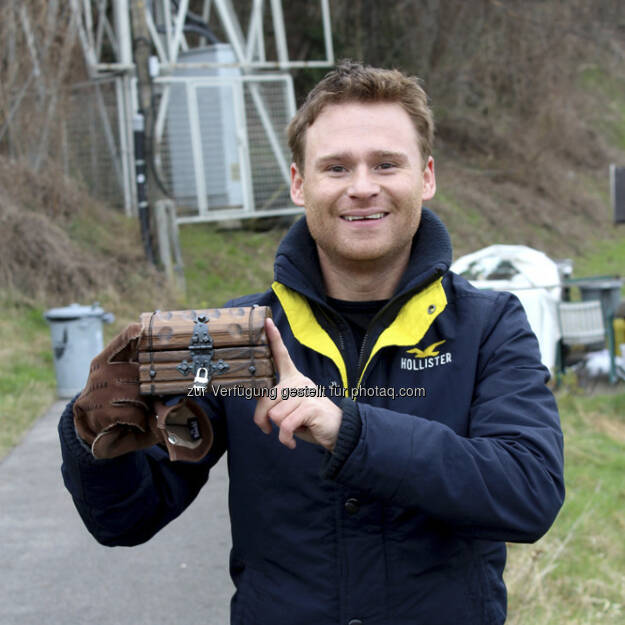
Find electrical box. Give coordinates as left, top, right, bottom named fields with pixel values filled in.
left=165, top=44, right=243, bottom=212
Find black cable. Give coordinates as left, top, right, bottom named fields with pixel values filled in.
left=148, top=89, right=175, bottom=199
left=168, top=0, right=221, bottom=44
left=132, top=31, right=175, bottom=198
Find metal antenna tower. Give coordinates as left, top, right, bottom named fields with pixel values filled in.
left=68, top=0, right=334, bottom=221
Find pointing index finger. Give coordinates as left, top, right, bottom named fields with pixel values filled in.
left=265, top=317, right=297, bottom=379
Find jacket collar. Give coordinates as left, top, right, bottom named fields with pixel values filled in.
left=273, top=207, right=453, bottom=303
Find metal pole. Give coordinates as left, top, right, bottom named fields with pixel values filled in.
left=162, top=0, right=173, bottom=63
left=97, top=59, right=334, bottom=71
left=284, top=73, right=296, bottom=118
left=113, top=0, right=133, bottom=65
left=95, top=0, right=107, bottom=59
left=145, top=9, right=168, bottom=62
left=233, top=81, right=255, bottom=215
left=82, top=0, right=96, bottom=53
left=256, top=0, right=266, bottom=62
left=269, top=0, right=289, bottom=69
left=320, top=0, right=334, bottom=65
left=245, top=0, right=263, bottom=63
left=185, top=83, right=209, bottom=216
left=170, top=0, right=190, bottom=64
left=213, top=0, right=247, bottom=65
left=115, top=76, right=133, bottom=216
left=123, top=75, right=139, bottom=215
left=69, top=0, right=98, bottom=76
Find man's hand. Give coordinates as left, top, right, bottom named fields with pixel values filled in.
left=254, top=318, right=342, bottom=451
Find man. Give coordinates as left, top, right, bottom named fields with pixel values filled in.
left=59, top=61, right=565, bottom=624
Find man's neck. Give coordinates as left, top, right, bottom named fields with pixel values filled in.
left=318, top=247, right=410, bottom=301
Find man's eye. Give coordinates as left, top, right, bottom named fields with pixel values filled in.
left=328, top=165, right=346, bottom=173
left=377, top=162, right=396, bottom=170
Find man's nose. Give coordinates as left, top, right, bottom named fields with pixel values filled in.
left=347, top=166, right=380, bottom=198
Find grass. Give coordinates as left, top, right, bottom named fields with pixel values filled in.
left=574, top=234, right=625, bottom=285
left=506, top=391, right=625, bottom=624
left=178, top=221, right=288, bottom=308
left=0, top=293, right=57, bottom=458
left=579, top=66, right=625, bottom=152
left=430, top=186, right=493, bottom=252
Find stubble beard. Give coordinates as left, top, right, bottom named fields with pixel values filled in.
left=307, top=206, right=421, bottom=277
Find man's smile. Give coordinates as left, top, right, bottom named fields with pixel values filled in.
left=340, top=211, right=389, bottom=222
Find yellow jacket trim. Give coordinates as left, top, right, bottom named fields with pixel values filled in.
left=356, top=277, right=447, bottom=388
left=272, top=282, right=349, bottom=391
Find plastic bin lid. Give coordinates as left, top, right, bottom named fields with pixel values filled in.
left=568, top=276, right=622, bottom=289
left=44, top=302, right=107, bottom=321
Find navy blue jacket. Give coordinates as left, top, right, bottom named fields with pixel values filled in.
left=59, top=208, right=565, bottom=625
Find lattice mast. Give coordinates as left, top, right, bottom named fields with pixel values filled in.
left=69, top=0, right=334, bottom=221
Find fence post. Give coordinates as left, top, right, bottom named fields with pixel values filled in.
left=154, top=199, right=186, bottom=295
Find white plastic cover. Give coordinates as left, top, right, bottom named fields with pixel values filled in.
left=451, top=245, right=561, bottom=371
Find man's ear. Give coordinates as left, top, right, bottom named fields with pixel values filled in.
left=422, top=156, right=436, bottom=201
left=290, top=163, right=305, bottom=206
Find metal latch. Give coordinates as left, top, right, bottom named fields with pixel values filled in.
left=176, top=313, right=229, bottom=385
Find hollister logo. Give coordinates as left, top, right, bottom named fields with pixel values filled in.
left=400, top=340, right=452, bottom=371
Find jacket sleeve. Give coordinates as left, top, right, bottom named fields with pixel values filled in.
left=322, top=293, right=565, bottom=543
left=58, top=396, right=227, bottom=547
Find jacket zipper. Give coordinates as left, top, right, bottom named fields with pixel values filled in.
left=306, top=266, right=444, bottom=391
left=314, top=303, right=357, bottom=389
left=354, top=294, right=411, bottom=387
left=354, top=267, right=445, bottom=389
left=355, top=333, right=370, bottom=384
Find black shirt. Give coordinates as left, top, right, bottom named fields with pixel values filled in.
left=326, top=296, right=388, bottom=352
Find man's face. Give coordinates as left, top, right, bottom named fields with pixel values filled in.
left=290, top=101, right=436, bottom=270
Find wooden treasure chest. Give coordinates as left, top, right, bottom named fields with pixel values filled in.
left=138, top=306, right=275, bottom=396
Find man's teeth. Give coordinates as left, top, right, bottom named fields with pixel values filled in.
left=343, top=213, right=385, bottom=221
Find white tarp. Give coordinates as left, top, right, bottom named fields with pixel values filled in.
left=451, top=245, right=561, bottom=371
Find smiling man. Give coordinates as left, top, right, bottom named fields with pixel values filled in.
left=290, top=100, right=435, bottom=300
left=59, top=61, right=565, bottom=625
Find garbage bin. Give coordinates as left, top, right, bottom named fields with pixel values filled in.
left=44, top=303, right=115, bottom=398
left=575, top=277, right=623, bottom=319
left=571, top=276, right=623, bottom=383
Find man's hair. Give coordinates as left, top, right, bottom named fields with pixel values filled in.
left=287, top=60, right=434, bottom=173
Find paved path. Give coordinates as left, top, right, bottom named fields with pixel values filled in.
left=1, top=400, right=234, bottom=625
